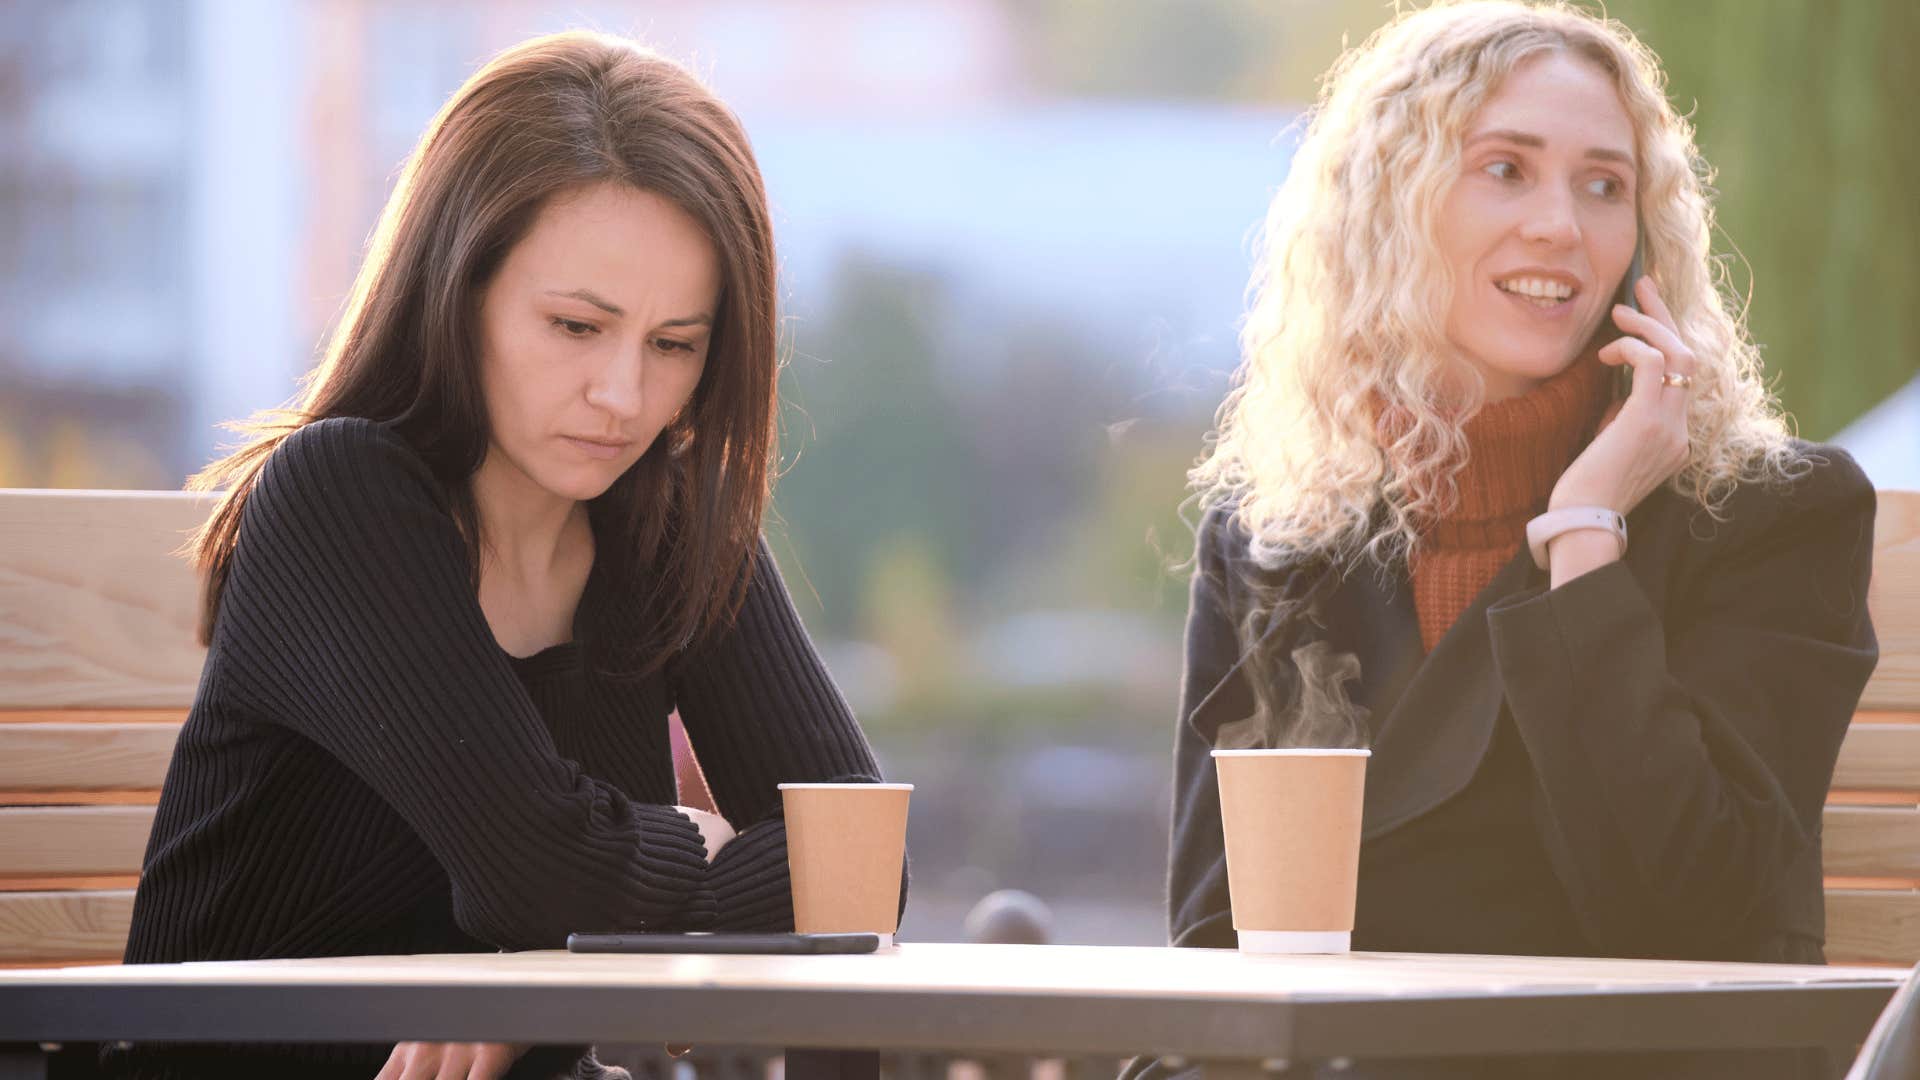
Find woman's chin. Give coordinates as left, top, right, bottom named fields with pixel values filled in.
left=534, top=464, right=626, bottom=504
left=1462, top=354, right=1578, bottom=402
left=1454, top=328, right=1591, bottom=394
left=1487, top=347, right=1584, bottom=383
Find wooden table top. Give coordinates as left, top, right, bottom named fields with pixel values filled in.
left=0, top=942, right=1900, bottom=997
left=0, top=944, right=1907, bottom=1060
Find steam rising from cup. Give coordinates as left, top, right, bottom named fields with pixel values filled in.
left=1214, top=639, right=1370, bottom=751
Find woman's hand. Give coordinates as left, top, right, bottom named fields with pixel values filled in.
left=375, top=1041, right=529, bottom=1080
left=675, top=804, right=735, bottom=863
left=1545, top=276, right=1695, bottom=587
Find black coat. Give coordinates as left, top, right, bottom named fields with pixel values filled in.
left=1147, top=443, right=1878, bottom=1077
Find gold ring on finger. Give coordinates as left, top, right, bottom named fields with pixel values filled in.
left=1660, top=371, right=1693, bottom=390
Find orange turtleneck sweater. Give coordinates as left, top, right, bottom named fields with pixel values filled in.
left=1409, top=358, right=1612, bottom=652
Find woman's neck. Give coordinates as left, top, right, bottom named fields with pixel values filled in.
left=470, top=447, right=588, bottom=584
left=1478, top=367, right=1544, bottom=404
left=1439, top=352, right=1611, bottom=527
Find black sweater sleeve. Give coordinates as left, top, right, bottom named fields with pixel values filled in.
left=672, top=539, right=897, bottom=931
left=213, top=417, right=712, bottom=949
left=1485, top=448, right=1879, bottom=955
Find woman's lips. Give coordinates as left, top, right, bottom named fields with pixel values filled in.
left=561, top=435, right=632, bottom=460
left=1494, top=281, right=1579, bottom=322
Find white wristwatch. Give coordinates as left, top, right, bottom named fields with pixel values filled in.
left=1525, top=507, right=1627, bottom=570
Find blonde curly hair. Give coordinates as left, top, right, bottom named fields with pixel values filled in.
left=1193, top=0, right=1803, bottom=572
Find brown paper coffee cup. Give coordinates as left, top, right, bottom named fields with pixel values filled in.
left=1212, top=748, right=1369, bottom=954
left=778, top=782, right=912, bottom=946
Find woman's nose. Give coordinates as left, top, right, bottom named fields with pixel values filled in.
left=584, top=348, right=646, bottom=420
left=1518, top=189, right=1582, bottom=248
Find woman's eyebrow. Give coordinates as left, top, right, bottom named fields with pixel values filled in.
left=546, top=288, right=624, bottom=316
left=546, top=289, right=711, bottom=328
left=1465, top=128, right=1636, bottom=169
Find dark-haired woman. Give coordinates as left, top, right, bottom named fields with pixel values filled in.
left=108, top=32, right=896, bottom=1080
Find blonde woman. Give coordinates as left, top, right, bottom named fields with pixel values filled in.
left=1149, top=2, right=1877, bottom=1076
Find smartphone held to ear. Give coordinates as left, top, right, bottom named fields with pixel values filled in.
left=1615, top=234, right=1645, bottom=315
left=1607, top=233, right=1646, bottom=399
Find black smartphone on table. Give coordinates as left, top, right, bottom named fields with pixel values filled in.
left=566, top=931, right=882, bottom=955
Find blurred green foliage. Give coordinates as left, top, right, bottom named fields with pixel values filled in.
left=1606, top=0, right=1919, bottom=439
left=773, top=256, right=1206, bottom=639
left=769, top=258, right=973, bottom=641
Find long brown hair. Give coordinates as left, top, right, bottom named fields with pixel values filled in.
left=188, top=31, right=779, bottom=674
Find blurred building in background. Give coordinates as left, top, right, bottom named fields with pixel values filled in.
left=3, top=0, right=1914, bottom=944
left=2, top=0, right=188, bottom=486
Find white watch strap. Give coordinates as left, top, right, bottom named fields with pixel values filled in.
left=1526, top=507, right=1627, bottom=570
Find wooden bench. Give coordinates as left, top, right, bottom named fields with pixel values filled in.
left=4, top=486, right=1916, bottom=968
left=1827, top=489, right=1920, bottom=965
left=0, top=490, right=212, bottom=967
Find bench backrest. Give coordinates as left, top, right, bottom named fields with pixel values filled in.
left=4, top=486, right=1916, bottom=966
left=1826, top=489, right=1920, bottom=964
left=0, top=490, right=211, bottom=966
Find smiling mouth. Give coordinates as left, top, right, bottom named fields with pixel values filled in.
left=1495, top=276, right=1579, bottom=308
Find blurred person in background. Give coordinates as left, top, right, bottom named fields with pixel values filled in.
left=1140, top=2, right=1877, bottom=1077
left=109, top=31, right=896, bottom=1080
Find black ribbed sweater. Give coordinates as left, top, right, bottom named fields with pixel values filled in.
left=109, top=416, right=891, bottom=1078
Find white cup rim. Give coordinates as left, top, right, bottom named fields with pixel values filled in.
left=1211, top=748, right=1371, bottom=758
left=777, top=782, right=915, bottom=791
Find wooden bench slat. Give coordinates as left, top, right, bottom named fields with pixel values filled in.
left=1827, top=888, right=1920, bottom=966
left=0, top=889, right=135, bottom=961
left=0, top=957, right=122, bottom=969
left=1834, top=724, right=1920, bottom=792
left=1824, top=805, right=1920, bottom=878
left=0, top=489, right=214, bottom=710
left=1864, top=491, right=1920, bottom=712
left=0, top=792, right=163, bottom=807
left=0, top=710, right=188, bottom=725
left=1853, top=712, right=1920, bottom=726
left=0, top=875, right=141, bottom=892
left=1829, top=791, right=1920, bottom=807
left=0, top=723, right=180, bottom=792
left=0, top=806, right=155, bottom=877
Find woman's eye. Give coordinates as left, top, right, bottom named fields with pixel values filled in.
left=550, top=316, right=598, bottom=337
left=654, top=337, right=696, bottom=354
left=1483, top=160, right=1520, bottom=181
left=1586, top=177, right=1625, bottom=199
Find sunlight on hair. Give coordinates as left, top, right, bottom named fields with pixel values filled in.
left=1192, top=0, right=1804, bottom=575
